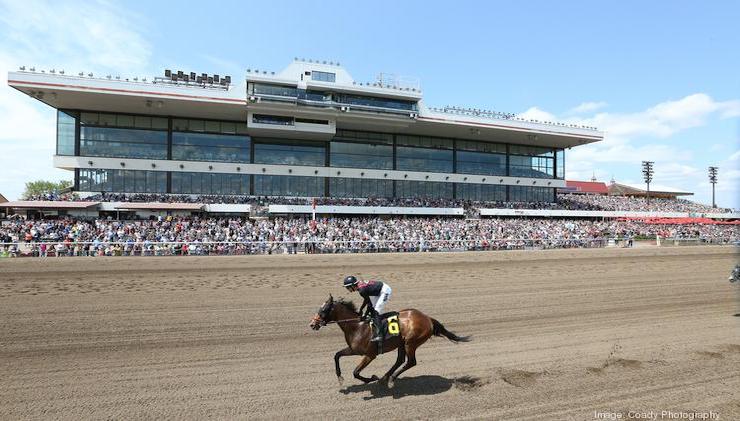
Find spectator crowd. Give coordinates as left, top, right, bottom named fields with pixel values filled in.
left=25, top=192, right=736, bottom=214
left=1, top=215, right=736, bottom=257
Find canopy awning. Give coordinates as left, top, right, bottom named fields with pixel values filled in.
left=113, top=202, right=203, bottom=211
left=3, top=201, right=100, bottom=209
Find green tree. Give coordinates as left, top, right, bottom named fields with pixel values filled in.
left=21, top=179, right=73, bottom=200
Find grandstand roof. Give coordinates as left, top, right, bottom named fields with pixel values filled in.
left=113, top=203, right=203, bottom=211
left=562, top=180, right=609, bottom=194
left=7, top=62, right=603, bottom=149
left=0, top=193, right=7, bottom=203
left=609, top=182, right=693, bottom=197
left=2, top=201, right=99, bottom=209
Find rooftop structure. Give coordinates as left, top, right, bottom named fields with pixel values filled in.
left=608, top=182, right=693, bottom=199
left=8, top=60, right=604, bottom=203
left=558, top=180, right=610, bottom=195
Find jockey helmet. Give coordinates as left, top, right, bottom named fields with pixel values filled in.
left=343, top=275, right=359, bottom=288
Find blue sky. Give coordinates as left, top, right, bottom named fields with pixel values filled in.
left=1, top=0, right=738, bottom=206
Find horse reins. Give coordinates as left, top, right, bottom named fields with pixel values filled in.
left=326, top=317, right=361, bottom=324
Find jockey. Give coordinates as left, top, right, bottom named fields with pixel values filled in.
left=343, top=275, right=392, bottom=342
left=730, top=264, right=740, bottom=283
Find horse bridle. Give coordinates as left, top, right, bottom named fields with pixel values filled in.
left=314, top=300, right=361, bottom=325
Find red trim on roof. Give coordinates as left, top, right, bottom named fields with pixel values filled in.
left=565, top=180, right=609, bottom=194
left=8, top=80, right=247, bottom=104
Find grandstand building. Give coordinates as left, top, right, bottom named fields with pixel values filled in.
left=8, top=59, right=603, bottom=203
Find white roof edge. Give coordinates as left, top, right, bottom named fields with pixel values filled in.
left=618, top=182, right=693, bottom=194
left=8, top=71, right=246, bottom=103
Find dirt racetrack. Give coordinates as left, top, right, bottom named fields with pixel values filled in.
left=1, top=246, right=739, bottom=420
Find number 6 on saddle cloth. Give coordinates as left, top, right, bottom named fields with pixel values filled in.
left=372, top=313, right=401, bottom=341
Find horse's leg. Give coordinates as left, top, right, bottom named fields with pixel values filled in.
left=352, top=355, right=379, bottom=384
left=334, top=347, right=353, bottom=385
left=390, top=342, right=417, bottom=383
left=382, top=343, right=406, bottom=388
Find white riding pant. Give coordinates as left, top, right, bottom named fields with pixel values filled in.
left=370, top=284, right=392, bottom=314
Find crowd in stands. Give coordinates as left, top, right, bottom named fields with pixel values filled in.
left=557, top=194, right=734, bottom=214
left=24, top=191, right=735, bottom=214
left=1, top=215, right=736, bottom=257
left=25, top=192, right=80, bottom=201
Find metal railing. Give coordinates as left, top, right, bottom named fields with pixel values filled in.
left=0, top=238, right=608, bottom=257
left=0, top=237, right=733, bottom=258
left=426, top=106, right=600, bottom=131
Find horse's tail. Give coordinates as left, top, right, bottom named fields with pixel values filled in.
left=431, top=318, right=471, bottom=343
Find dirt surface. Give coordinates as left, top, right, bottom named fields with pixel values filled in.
left=1, top=246, right=739, bottom=420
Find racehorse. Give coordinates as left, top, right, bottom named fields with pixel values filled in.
left=309, top=294, right=470, bottom=387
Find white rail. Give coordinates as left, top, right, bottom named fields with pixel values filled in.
left=0, top=237, right=734, bottom=257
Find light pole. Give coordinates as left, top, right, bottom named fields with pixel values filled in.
left=708, top=166, right=718, bottom=208
left=642, top=161, right=654, bottom=206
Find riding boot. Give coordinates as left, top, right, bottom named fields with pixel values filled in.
left=370, top=314, right=383, bottom=342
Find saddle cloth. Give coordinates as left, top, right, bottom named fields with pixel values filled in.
left=376, top=311, right=400, bottom=341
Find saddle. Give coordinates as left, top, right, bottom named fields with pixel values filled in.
left=373, top=311, right=401, bottom=341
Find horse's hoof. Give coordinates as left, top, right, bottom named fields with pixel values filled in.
left=387, top=379, right=395, bottom=389
left=337, top=376, right=344, bottom=386
left=370, top=375, right=379, bottom=382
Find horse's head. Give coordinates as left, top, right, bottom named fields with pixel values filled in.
left=309, top=294, right=335, bottom=330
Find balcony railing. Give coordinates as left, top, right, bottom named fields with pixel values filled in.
left=427, top=105, right=599, bottom=131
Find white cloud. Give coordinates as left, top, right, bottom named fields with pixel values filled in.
left=0, top=0, right=153, bottom=200
left=517, top=107, right=557, bottom=123
left=566, top=94, right=740, bottom=142
left=569, top=101, right=607, bottom=114
left=529, top=92, right=740, bottom=208
left=0, top=0, right=152, bottom=73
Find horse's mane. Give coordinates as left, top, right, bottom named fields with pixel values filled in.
left=335, top=298, right=359, bottom=315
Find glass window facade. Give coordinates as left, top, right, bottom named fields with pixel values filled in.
left=57, top=110, right=76, bottom=156
left=172, top=118, right=248, bottom=135
left=395, top=180, right=453, bottom=198
left=456, top=139, right=506, bottom=154
left=253, top=114, right=294, bottom=125
left=396, top=146, right=453, bottom=173
left=329, top=178, right=393, bottom=198
left=330, top=142, right=393, bottom=169
left=336, top=94, right=417, bottom=111
left=509, top=186, right=554, bottom=203
left=253, top=175, right=324, bottom=197
left=172, top=132, right=250, bottom=163
left=312, top=71, right=336, bottom=82
left=251, top=83, right=298, bottom=97
left=295, top=118, right=329, bottom=125
left=456, top=184, right=507, bottom=201
left=509, top=145, right=554, bottom=157
left=509, top=155, right=554, bottom=178
left=171, top=172, right=250, bottom=195
left=78, top=169, right=167, bottom=193
left=508, top=146, right=555, bottom=179
left=80, top=126, right=168, bottom=159
left=64, top=117, right=567, bottom=202
left=334, top=130, right=393, bottom=145
left=396, top=135, right=453, bottom=149
left=456, top=151, right=507, bottom=176
left=254, top=139, right=326, bottom=166
left=556, top=149, right=565, bottom=179
left=297, top=89, right=328, bottom=101
left=81, top=112, right=168, bottom=129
